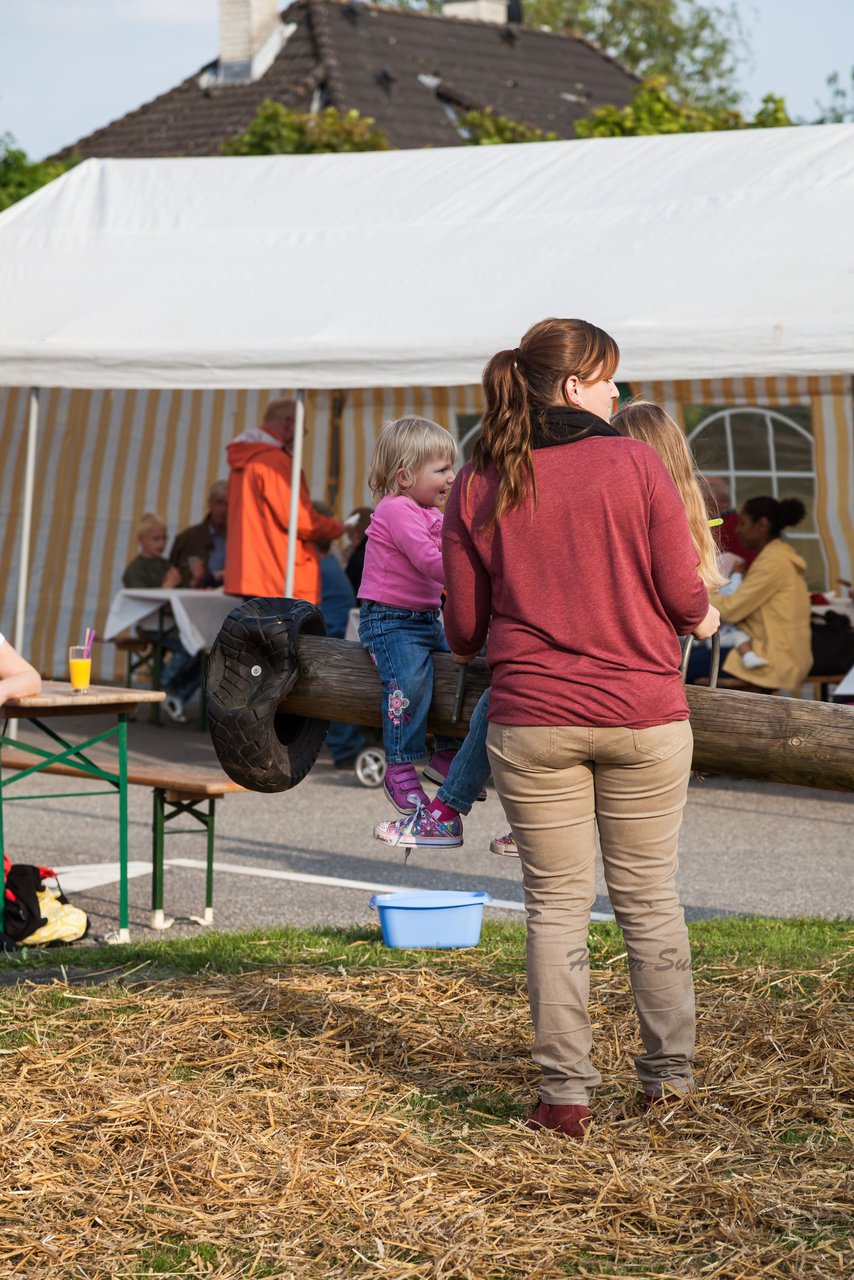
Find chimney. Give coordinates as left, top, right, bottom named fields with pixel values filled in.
left=442, top=0, right=509, bottom=24
left=218, top=0, right=285, bottom=83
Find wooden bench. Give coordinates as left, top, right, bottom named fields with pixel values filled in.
left=800, top=673, right=849, bottom=702
left=0, top=749, right=243, bottom=930
left=103, top=636, right=211, bottom=732
left=700, top=674, right=849, bottom=702
left=103, top=636, right=163, bottom=724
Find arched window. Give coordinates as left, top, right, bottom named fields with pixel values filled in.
left=688, top=406, right=826, bottom=589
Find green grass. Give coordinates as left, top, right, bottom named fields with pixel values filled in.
left=0, top=917, right=851, bottom=982
left=134, top=1238, right=296, bottom=1278
left=401, top=1083, right=523, bottom=1127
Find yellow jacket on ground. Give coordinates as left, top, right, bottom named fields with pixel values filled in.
left=710, top=539, right=812, bottom=692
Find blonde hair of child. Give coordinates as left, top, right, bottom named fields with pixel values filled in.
left=368, top=417, right=458, bottom=499
left=612, top=401, right=726, bottom=590
left=137, top=512, right=167, bottom=539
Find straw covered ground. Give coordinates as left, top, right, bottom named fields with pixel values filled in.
left=0, top=938, right=852, bottom=1279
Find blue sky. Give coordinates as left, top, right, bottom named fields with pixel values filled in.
left=1, top=0, right=853, bottom=159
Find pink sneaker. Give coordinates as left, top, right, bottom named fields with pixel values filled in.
left=490, top=831, right=519, bottom=858
left=422, top=749, right=487, bottom=801
left=374, top=807, right=463, bottom=849
left=384, top=764, right=429, bottom=815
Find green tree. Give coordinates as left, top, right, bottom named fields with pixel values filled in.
left=0, top=134, right=73, bottom=213
left=518, top=0, right=746, bottom=109
left=221, top=101, right=390, bottom=154
left=458, top=108, right=558, bottom=144
left=574, top=76, right=791, bottom=137
left=814, top=67, right=854, bottom=123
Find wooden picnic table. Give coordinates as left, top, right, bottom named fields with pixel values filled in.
left=1, top=681, right=164, bottom=942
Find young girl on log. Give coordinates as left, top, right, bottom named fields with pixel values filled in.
left=358, top=417, right=469, bottom=846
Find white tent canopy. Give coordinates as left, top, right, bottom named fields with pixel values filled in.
left=1, top=124, right=854, bottom=389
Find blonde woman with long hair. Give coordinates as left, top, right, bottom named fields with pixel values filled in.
left=611, top=401, right=726, bottom=592
left=611, top=403, right=797, bottom=679
left=442, top=318, right=720, bottom=1138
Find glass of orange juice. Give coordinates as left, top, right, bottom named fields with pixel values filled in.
left=69, top=645, right=92, bottom=693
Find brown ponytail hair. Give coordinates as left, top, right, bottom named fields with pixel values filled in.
left=473, top=318, right=619, bottom=523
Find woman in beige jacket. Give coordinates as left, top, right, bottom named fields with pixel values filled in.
left=710, top=496, right=812, bottom=692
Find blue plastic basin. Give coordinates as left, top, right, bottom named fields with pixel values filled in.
left=369, top=890, right=491, bottom=949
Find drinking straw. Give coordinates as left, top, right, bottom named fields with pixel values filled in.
left=83, top=627, right=91, bottom=651
left=83, top=629, right=96, bottom=659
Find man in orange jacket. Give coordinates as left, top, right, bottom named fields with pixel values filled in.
left=224, top=398, right=344, bottom=602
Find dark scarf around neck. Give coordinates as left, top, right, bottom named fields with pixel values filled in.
left=531, top=405, right=620, bottom=451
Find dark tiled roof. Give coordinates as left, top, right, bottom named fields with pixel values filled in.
left=52, top=0, right=636, bottom=160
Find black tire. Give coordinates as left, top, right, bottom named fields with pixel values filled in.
left=206, top=598, right=329, bottom=792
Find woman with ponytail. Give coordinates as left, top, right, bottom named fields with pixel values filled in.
left=708, top=495, right=812, bottom=692
left=442, top=318, right=719, bottom=1138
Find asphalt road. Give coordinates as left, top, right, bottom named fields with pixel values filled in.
left=3, top=712, right=852, bottom=943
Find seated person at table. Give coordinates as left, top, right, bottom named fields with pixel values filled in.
left=709, top=496, right=813, bottom=694
left=167, top=480, right=228, bottom=589
left=343, top=506, right=374, bottom=600
left=702, top=475, right=757, bottom=573
left=0, top=632, right=41, bottom=708
left=313, top=501, right=366, bottom=768
left=121, top=512, right=201, bottom=724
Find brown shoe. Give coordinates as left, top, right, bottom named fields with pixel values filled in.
left=525, top=1099, right=590, bottom=1138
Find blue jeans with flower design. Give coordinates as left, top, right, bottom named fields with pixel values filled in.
left=359, top=602, right=457, bottom=765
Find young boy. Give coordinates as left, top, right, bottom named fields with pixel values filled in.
left=122, top=513, right=173, bottom=590
left=122, top=513, right=200, bottom=722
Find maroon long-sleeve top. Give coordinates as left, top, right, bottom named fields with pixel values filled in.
left=442, top=435, right=710, bottom=729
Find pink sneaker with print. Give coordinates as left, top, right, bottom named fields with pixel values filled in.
left=375, top=806, right=463, bottom=849
left=489, top=831, right=519, bottom=858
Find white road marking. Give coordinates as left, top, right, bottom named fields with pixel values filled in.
left=165, top=857, right=616, bottom=922
left=51, top=862, right=152, bottom=892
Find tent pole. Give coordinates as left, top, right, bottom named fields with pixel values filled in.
left=284, top=390, right=306, bottom=598
left=13, top=387, right=39, bottom=653
left=10, top=388, right=39, bottom=742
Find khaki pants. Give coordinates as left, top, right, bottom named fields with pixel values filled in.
left=487, top=720, right=695, bottom=1104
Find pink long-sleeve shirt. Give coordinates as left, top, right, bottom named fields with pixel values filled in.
left=359, top=494, right=445, bottom=610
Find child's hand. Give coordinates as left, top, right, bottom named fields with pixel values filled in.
left=693, top=605, right=720, bottom=641
left=451, top=651, right=478, bottom=664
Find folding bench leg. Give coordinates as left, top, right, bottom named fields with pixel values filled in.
left=149, top=788, right=217, bottom=929
left=150, top=787, right=173, bottom=930
left=205, top=797, right=216, bottom=926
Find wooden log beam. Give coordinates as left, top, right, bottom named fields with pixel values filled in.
left=286, top=635, right=854, bottom=793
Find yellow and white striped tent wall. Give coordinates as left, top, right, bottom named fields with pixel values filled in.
left=0, top=376, right=850, bottom=680
left=632, top=375, right=854, bottom=591
left=0, top=384, right=483, bottom=680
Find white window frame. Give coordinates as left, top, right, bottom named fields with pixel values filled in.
left=687, top=405, right=827, bottom=584
left=456, top=412, right=483, bottom=459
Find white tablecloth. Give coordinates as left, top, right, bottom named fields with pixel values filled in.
left=812, top=598, right=854, bottom=623
left=104, top=589, right=238, bottom=657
